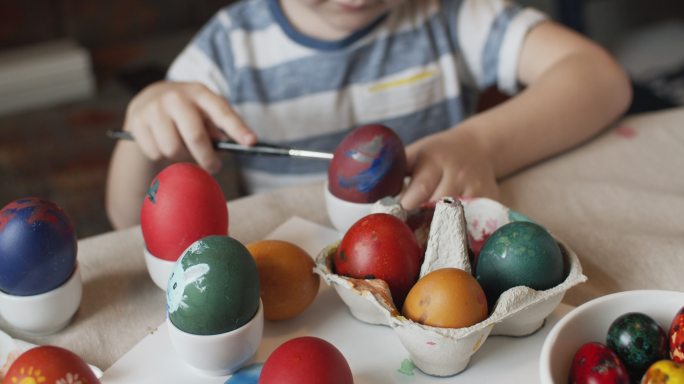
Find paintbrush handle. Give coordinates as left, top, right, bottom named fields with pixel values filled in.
left=106, top=130, right=333, bottom=160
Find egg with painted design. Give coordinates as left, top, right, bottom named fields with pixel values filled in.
left=141, top=162, right=228, bottom=262
left=0, top=197, right=77, bottom=296
left=642, top=360, right=684, bottom=384
left=670, top=306, right=684, bottom=363
left=607, top=312, right=668, bottom=377
left=166, top=235, right=260, bottom=335
left=2, top=345, right=100, bottom=384
left=328, top=124, right=407, bottom=203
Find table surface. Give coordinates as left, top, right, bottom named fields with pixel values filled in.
left=1, top=107, right=683, bottom=371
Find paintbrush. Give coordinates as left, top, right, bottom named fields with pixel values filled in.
left=107, top=130, right=333, bottom=160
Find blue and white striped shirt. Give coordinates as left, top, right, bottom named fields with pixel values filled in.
left=168, top=0, right=545, bottom=193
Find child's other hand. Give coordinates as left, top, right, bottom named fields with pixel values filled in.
left=123, top=81, right=256, bottom=173
left=400, top=128, right=499, bottom=210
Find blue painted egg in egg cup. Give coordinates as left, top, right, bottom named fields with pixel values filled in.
left=165, top=235, right=263, bottom=376
left=143, top=247, right=175, bottom=291
left=0, top=198, right=81, bottom=334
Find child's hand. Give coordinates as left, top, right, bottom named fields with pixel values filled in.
left=400, top=128, right=499, bottom=210
left=123, top=81, right=256, bottom=173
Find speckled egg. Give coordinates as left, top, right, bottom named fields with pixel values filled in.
left=167, top=235, right=260, bottom=335
left=568, top=342, right=630, bottom=384
left=642, top=360, right=684, bottom=384
left=2, top=345, right=100, bottom=384
left=474, top=221, right=565, bottom=305
left=670, top=306, right=684, bottom=363
left=607, top=312, right=668, bottom=377
left=0, top=197, right=77, bottom=296
left=402, top=268, right=488, bottom=328
left=328, top=124, right=407, bottom=203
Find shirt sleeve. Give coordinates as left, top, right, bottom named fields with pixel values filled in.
left=166, top=9, right=234, bottom=98
left=453, top=0, right=546, bottom=94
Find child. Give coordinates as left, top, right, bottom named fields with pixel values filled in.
left=106, top=0, right=631, bottom=229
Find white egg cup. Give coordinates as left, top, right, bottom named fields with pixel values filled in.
left=167, top=300, right=264, bottom=376
left=144, top=247, right=176, bottom=291
left=323, top=182, right=376, bottom=233
left=0, top=265, right=82, bottom=335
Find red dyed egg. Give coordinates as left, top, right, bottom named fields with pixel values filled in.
left=2, top=345, right=100, bottom=384
left=670, top=306, right=684, bottom=363
left=334, top=213, right=423, bottom=309
left=141, top=163, right=228, bottom=261
left=259, top=336, right=353, bottom=384
left=328, top=124, right=407, bottom=203
left=569, top=342, right=629, bottom=384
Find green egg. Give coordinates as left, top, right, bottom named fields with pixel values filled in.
left=475, top=221, right=565, bottom=306
left=166, top=235, right=260, bottom=335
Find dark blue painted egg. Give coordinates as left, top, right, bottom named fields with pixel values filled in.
left=327, top=124, right=407, bottom=203
left=607, top=312, right=668, bottom=378
left=475, top=221, right=565, bottom=306
left=0, top=198, right=77, bottom=296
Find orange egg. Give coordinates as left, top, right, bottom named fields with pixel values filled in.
left=246, top=240, right=320, bottom=321
left=402, top=268, right=488, bottom=328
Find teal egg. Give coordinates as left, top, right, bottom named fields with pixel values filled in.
left=166, top=235, right=260, bottom=335
left=475, top=221, right=565, bottom=305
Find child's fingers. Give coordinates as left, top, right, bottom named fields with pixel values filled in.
left=125, top=117, right=162, bottom=161
left=194, top=86, right=257, bottom=146
left=165, top=95, right=222, bottom=174
left=149, top=105, right=187, bottom=160
left=400, top=160, right=442, bottom=211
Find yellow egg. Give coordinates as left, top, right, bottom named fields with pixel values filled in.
left=402, top=268, right=488, bottom=328
left=246, top=240, right=320, bottom=321
left=642, top=360, right=684, bottom=384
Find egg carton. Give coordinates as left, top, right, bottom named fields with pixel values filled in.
left=314, top=197, right=587, bottom=377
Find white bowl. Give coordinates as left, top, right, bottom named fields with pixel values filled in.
left=144, top=247, right=176, bottom=291
left=0, top=265, right=82, bottom=335
left=539, top=290, right=684, bottom=384
left=167, top=300, right=264, bottom=376
left=323, top=182, right=375, bottom=233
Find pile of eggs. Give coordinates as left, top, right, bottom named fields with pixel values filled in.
left=569, top=307, right=684, bottom=383
left=315, top=196, right=586, bottom=376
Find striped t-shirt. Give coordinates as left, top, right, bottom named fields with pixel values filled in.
left=167, top=0, right=545, bottom=194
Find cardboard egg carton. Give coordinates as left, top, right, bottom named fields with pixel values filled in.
left=314, top=197, right=586, bottom=377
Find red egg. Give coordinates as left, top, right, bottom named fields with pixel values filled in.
left=328, top=124, right=407, bottom=203
left=2, top=345, right=100, bottom=384
left=259, top=336, right=353, bottom=384
left=140, top=163, right=228, bottom=261
left=334, top=213, right=423, bottom=309
left=568, top=342, right=629, bottom=384
left=670, top=306, right=684, bottom=363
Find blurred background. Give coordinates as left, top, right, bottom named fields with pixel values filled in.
left=0, top=0, right=682, bottom=238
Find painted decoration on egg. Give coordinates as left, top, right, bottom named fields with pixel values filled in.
left=670, top=306, right=684, bottom=363
left=141, top=163, right=228, bottom=262
left=328, top=124, right=407, bottom=203
left=0, top=198, right=77, bottom=296
left=2, top=345, right=99, bottom=384
left=607, top=312, right=668, bottom=377
left=166, top=236, right=260, bottom=335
